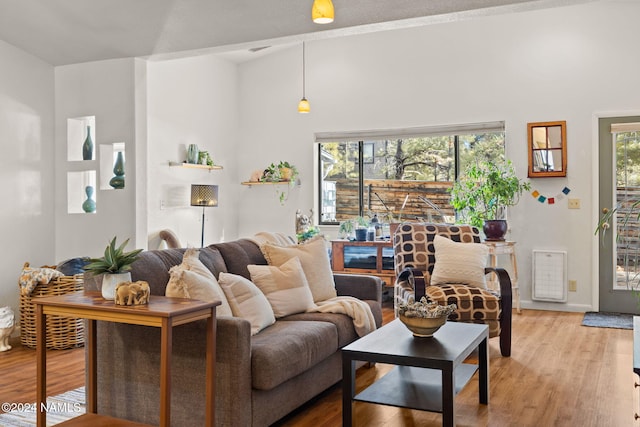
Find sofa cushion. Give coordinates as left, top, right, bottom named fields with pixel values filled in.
left=251, top=320, right=338, bottom=390
left=248, top=257, right=316, bottom=318
left=166, top=248, right=232, bottom=316
left=281, top=312, right=358, bottom=348
left=210, top=239, right=267, bottom=279
left=260, top=237, right=337, bottom=303
left=219, top=272, right=275, bottom=335
left=129, top=247, right=227, bottom=296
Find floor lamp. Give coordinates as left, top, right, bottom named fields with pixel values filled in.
left=190, top=184, right=219, bottom=248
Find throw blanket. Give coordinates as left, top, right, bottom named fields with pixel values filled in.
left=19, top=263, right=64, bottom=296
left=309, top=296, right=376, bottom=337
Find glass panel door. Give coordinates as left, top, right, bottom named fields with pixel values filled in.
left=614, top=129, right=640, bottom=290
left=598, top=116, right=640, bottom=314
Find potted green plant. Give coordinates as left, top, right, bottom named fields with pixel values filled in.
left=261, top=161, right=299, bottom=205
left=353, top=216, right=370, bottom=241
left=85, top=236, right=143, bottom=300
left=338, top=220, right=354, bottom=239
left=277, top=161, right=299, bottom=183
left=450, top=160, right=530, bottom=241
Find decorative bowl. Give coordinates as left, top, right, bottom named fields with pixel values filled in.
left=397, top=297, right=457, bottom=338
left=399, top=313, right=448, bottom=337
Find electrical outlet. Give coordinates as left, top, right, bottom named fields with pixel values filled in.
left=568, top=280, right=577, bottom=292
left=568, top=198, right=581, bottom=209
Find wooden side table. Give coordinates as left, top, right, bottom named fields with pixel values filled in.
left=34, top=291, right=220, bottom=427
left=483, top=241, right=521, bottom=314
left=342, top=319, right=489, bottom=427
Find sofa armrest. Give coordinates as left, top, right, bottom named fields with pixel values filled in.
left=95, top=315, right=254, bottom=427
left=333, top=273, right=383, bottom=304
left=215, top=316, right=253, bottom=427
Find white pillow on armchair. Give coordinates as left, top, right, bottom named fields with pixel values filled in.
left=430, top=235, right=489, bottom=289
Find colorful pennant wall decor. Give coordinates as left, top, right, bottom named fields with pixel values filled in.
left=531, top=186, right=570, bottom=205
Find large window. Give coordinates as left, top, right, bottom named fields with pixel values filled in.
left=317, top=123, right=506, bottom=225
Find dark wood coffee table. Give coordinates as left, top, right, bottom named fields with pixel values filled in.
left=342, top=318, right=489, bottom=426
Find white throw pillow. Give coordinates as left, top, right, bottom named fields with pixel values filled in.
left=165, top=247, right=232, bottom=316
left=248, top=257, right=317, bottom=318
left=218, top=272, right=276, bottom=335
left=430, top=235, right=489, bottom=289
left=260, top=237, right=337, bottom=303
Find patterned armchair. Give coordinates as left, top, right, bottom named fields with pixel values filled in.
left=393, top=223, right=512, bottom=357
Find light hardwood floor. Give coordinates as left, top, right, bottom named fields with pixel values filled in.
left=0, top=306, right=636, bottom=426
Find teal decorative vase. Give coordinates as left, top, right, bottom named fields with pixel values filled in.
left=187, top=144, right=199, bottom=164
left=109, top=151, right=125, bottom=189
left=82, top=185, right=96, bottom=213
left=82, top=125, right=93, bottom=161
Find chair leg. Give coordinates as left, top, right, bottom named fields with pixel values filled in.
left=499, top=320, right=511, bottom=357
left=490, top=267, right=512, bottom=357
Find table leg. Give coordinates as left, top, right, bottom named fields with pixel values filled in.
left=442, top=368, right=455, bottom=427
left=489, top=250, right=498, bottom=290
left=36, top=304, right=46, bottom=427
left=342, top=355, right=355, bottom=427
left=87, top=319, right=97, bottom=413
left=479, top=336, right=489, bottom=404
left=160, top=318, right=172, bottom=427
left=510, top=250, right=521, bottom=313
left=205, top=308, right=216, bottom=427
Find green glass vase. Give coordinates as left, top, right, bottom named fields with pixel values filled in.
left=82, top=185, right=96, bottom=213
left=82, top=125, right=93, bottom=161
left=109, top=151, right=125, bottom=189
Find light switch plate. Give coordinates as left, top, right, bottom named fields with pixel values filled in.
left=568, top=198, right=581, bottom=209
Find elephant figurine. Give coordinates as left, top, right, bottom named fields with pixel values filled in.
left=115, top=281, right=150, bottom=306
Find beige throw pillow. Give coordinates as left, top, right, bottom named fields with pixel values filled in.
left=165, top=247, right=232, bottom=316
left=218, top=272, right=276, bottom=335
left=430, top=235, right=489, bottom=289
left=248, top=257, right=316, bottom=318
left=260, top=237, right=337, bottom=303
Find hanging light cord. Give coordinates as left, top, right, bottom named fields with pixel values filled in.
left=302, top=42, right=306, bottom=99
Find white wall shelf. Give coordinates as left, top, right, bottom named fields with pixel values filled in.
left=241, top=180, right=299, bottom=187
left=169, top=161, right=223, bottom=171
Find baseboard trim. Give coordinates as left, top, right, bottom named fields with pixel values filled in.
left=520, top=300, right=593, bottom=313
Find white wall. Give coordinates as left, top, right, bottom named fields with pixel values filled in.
left=0, top=40, right=55, bottom=317
left=54, top=58, right=139, bottom=260
left=236, top=1, right=640, bottom=312
left=146, top=54, right=239, bottom=247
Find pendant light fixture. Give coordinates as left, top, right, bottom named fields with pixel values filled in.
left=312, top=0, right=334, bottom=24
left=298, top=42, right=310, bottom=114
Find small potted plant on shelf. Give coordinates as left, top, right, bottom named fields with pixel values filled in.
left=449, top=160, right=530, bottom=241
left=277, top=161, right=298, bottom=183
left=261, top=161, right=299, bottom=205
left=198, top=151, right=213, bottom=166
left=84, top=237, right=143, bottom=300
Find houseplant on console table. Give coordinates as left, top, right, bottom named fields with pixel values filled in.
left=85, top=236, right=142, bottom=300
left=450, top=160, right=530, bottom=241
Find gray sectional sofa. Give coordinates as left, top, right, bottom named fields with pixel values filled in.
left=90, top=238, right=383, bottom=426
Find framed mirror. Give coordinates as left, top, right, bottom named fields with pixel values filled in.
left=528, top=120, right=567, bottom=177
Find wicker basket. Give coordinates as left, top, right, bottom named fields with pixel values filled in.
left=20, top=274, right=85, bottom=350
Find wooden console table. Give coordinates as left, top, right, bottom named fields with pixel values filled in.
left=483, top=241, right=521, bottom=314
left=34, top=291, right=220, bottom=427
left=331, top=240, right=395, bottom=287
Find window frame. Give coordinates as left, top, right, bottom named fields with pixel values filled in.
left=315, top=122, right=505, bottom=226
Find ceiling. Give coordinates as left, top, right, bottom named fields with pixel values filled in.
left=0, top=0, right=591, bottom=66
